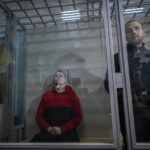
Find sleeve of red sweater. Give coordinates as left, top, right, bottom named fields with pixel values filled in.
left=36, top=94, right=51, bottom=130
left=61, top=90, right=82, bottom=133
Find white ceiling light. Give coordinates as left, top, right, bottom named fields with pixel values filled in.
left=62, top=17, right=80, bottom=21
left=124, top=7, right=144, bottom=14
left=61, top=15, right=80, bottom=19
left=61, top=10, right=80, bottom=21
left=61, top=10, right=80, bottom=14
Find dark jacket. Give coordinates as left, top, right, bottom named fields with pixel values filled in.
left=104, top=42, right=150, bottom=143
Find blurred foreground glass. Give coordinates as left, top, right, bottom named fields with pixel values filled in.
left=123, top=0, right=150, bottom=143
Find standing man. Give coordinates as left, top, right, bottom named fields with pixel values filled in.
left=105, top=20, right=150, bottom=149
left=125, top=20, right=150, bottom=142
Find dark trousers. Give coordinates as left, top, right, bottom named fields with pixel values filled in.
left=31, top=129, right=80, bottom=142
left=134, top=107, right=150, bottom=142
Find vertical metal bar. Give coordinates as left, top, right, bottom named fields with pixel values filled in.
left=114, top=0, right=134, bottom=149
left=0, top=3, right=13, bottom=141
left=9, top=13, right=17, bottom=142
left=103, top=0, right=122, bottom=149
left=2, top=9, right=16, bottom=142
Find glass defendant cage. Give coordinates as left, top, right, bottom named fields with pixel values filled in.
left=0, top=0, right=150, bottom=150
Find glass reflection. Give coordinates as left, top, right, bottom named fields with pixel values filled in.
left=31, top=70, right=82, bottom=142
left=109, top=0, right=124, bottom=148
left=14, top=29, right=25, bottom=128
left=0, top=0, right=114, bottom=143
left=26, top=21, right=113, bottom=143
left=126, top=20, right=150, bottom=142
left=123, top=0, right=150, bottom=142
left=0, top=6, right=9, bottom=142
left=0, top=7, right=6, bottom=105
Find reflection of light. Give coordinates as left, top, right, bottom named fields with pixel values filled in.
left=61, top=10, right=80, bottom=14
left=124, top=7, right=143, bottom=14
left=61, top=10, right=80, bottom=21
left=124, top=10, right=143, bottom=14
left=62, top=17, right=80, bottom=21
left=61, top=13, right=80, bottom=16
left=61, top=15, right=80, bottom=19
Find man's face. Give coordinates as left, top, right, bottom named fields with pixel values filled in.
left=54, top=72, right=66, bottom=85
left=125, top=21, right=145, bottom=46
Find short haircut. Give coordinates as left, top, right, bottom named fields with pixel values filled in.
left=55, top=70, right=67, bottom=79
left=125, top=19, right=143, bottom=29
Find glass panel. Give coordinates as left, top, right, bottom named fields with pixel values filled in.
left=0, top=0, right=118, bottom=145
left=0, top=7, right=6, bottom=105
left=0, top=6, right=12, bottom=143
left=14, top=28, right=25, bottom=127
left=109, top=0, right=125, bottom=148
left=23, top=1, right=113, bottom=144
left=123, top=0, right=150, bottom=143
left=0, top=8, right=26, bottom=143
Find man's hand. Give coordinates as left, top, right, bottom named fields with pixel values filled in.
left=47, top=126, right=56, bottom=135
left=47, top=126, right=62, bottom=135
left=53, top=126, right=62, bottom=135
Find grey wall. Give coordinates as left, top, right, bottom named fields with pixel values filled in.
left=25, top=21, right=112, bottom=140
left=25, top=18, right=150, bottom=141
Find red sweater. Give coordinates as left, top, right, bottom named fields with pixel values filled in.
left=36, top=85, right=82, bottom=133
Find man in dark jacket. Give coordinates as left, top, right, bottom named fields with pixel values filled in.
left=105, top=20, right=150, bottom=148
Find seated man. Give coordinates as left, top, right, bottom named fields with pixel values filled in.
left=31, top=70, right=82, bottom=142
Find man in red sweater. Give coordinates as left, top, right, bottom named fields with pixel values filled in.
left=31, top=71, right=82, bottom=142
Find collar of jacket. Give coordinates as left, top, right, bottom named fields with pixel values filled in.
left=127, top=42, right=145, bottom=50
left=52, top=85, right=72, bottom=94
left=127, top=42, right=146, bottom=55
